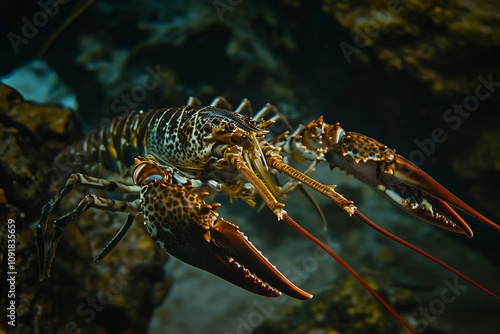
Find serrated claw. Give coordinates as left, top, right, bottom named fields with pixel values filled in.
left=384, top=154, right=499, bottom=236
left=211, top=218, right=312, bottom=299
left=323, top=130, right=499, bottom=236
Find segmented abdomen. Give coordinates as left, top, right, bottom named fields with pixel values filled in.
left=57, top=106, right=222, bottom=181
left=54, top=109, right=153, bottom=180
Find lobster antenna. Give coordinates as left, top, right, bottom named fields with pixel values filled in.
left=352, top=210, right=499, bottom=301
left=38, top=0, right=95, bottom=57
left=297, top=184, right=328, bottom=231
left=265, top=154, right=499, bottom=301
left=282, top=213, right=416, bottom=334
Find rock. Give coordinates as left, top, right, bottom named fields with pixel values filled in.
left=253, top=272, right=418, bottom=334
left=322, top=0, right=500, bottom=96
left=0, top=83, right=172, bottom=334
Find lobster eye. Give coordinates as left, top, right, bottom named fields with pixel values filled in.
left=203, top=123, right=212, bottom=133
left=226, top=123, right=235, bottom=131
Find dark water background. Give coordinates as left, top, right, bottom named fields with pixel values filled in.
left=1, top=1, right=499, bottom=333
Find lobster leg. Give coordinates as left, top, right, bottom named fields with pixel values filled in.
left=36, top=173, right=141, bottom=280
left=93, top=213, right=137, bottom=262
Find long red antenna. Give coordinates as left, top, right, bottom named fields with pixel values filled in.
left=282, top=213, right=416, bottom=334
left=352, top=210, right=499, bottom=301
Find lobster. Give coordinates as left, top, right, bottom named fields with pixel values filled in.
left=36, top=97, right=499, bottom=333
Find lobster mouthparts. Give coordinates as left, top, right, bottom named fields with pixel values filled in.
left=139, top=178, right=312, bottom=300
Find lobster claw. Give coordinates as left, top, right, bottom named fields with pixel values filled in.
left=207, top=218, right=312, bottom=299
left=134, top=156, right=311, bottom=300
left=323, top=130, right=499, bottom=237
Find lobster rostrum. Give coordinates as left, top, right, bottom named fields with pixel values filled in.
left=37, top=97, right=499, bottom=333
